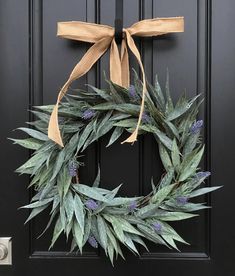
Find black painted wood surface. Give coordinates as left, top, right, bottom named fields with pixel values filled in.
left=0, top=0, right=234, bottom=275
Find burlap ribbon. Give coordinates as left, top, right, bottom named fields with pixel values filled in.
left=48, top=17, right=184, bottom=147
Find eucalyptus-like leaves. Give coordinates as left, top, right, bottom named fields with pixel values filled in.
left=11, top=72, right=221, bottom=265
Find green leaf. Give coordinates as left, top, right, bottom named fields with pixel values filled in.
left=76, top=121, right=93, bottom=153
left=39, top=181, right=55, bottom=200
left=151, top=184, right=176, bottom=205
left=116, top=217, right=143, bottom=236
left=50, top=216, right=63, bottom=249
left=155, top=211, right=198, bottom=221
left=57, top=166, right=72, bottom=198
left=106, top=127, right=123, bottom=147
left=64, top=191, right=74, bottom=224
left=59, top=204, right=66, bottom=230
left=24, top=204, right=49, bottom=224
left=31, top=110, right=50, bottom=122
left=91, top=103, right=116, bottom=111
left=137, top=224, right=167, bottom=246
left=65, top=219, right=73, bottom=238
left=164, top=120, right=180, bottom=140
left=136, top=204, right=160, bottom=219
left=154, top=129, right=173, bottom=150
left=50, top=150, right=65, bottom=181
left=107, top=242, right=115, bottom=265
left=166, top=95, right=200, bottom=121
left=124, top=233, right=139, bottom=255
left=114, top=118, right=138, bottom=128
left=87, top=85, right=113, bottom=102
left=21, top=197, right=53, bottom=209
left=183, top=133, right=200, bottom=155
left=165, top=70, right=174, bottom=114
left=51, top=195, right=60, bottom=213
left=159, top=143, right=172, bottom=171
left=110, top=113, right=131, bottom=121
left=108, top=81, right=125, bottom=103
left=107, top=196, right=142, bottom=206
left=162, top=235, right=179, bottom=250
left=73, top=220, right=84, bottom=253
left=179, top=146, right=205, bottom=182
left=17, top=127, right=49, bottom=141
left=189, top=186, right=222, bottom=198
left=158, top=168, right=174, bottom=189
left=94, top=185, right=123, bottom=213
left=154, top=74, right=165, bottom=108
left=127, top=233, right=149, bottom=251
left=74, top=194, right=85, bottom=234
left=73, top=184, right=109, bottom=202
left=161, top=221, right=189, bottom=245
left=103, top=214, right=125, bottom=242
left=142, top=125, right=172, bottom=150
left=83, top=214, right=92, bottom=245
left=171, top=139, right=180, bottom=170
left=16, top=152, right=47, bottom=174
left=9, top=138, right=42, bottom=150
left=93, top=111, right=113, bottom=139
left=92, top=167, right=100, bottom=187
left=97, top=215, right=108, bottom=252
left=114, top=104, right=140, bottom=116
left=64, top=132, right=80, bottom=161
left=170, top=202, right=210, bottom=212
left=105, top=224, right=118, bottom=253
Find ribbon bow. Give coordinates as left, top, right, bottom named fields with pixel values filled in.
left=48, top=17, right=184, bottom=147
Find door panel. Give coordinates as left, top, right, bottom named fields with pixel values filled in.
left=0, top=0, right=234, bottom=275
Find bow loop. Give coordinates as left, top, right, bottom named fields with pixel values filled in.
left=48, top=17, right=184, bottom=147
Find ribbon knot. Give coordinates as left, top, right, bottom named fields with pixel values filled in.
left=48, top=17, right=184, bottom=147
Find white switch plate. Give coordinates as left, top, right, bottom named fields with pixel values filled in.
left=0, top=237, right=12, bottom=265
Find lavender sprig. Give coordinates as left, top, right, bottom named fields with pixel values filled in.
left=176, top=196, right=188, bottom=205
left=129, top=201, right=137, bottom=212
left=129, top=85, right=138, bottom=100
left=142, top=112, right=150, bottom=123
left=68, top=160, right=78, bottom=177
left=88, top=236, right=98, bottom=248
left=152, top=222, right=162, bottom=233
left=190, top=120, right=203, bottom=134
left=82, top=109, right=95, bottom=120
left=196, top=171, right=211, bottom=179
left=85, top=199, right=99, bottom=210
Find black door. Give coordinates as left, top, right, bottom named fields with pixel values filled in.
left=0, top=0, right=234, bottom=275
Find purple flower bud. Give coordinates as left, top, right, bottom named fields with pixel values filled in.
left=142, top=112, right=150, bottom=123
left=190, top=120, right=203, bottom=134
left=88, top=236, right=98, bottom=248
left=196, top=171, right=211, bottom=179
left=82, top=109, right=95, bottom=120
left=176, top=196, right=188, bottom=205
left=58, top=117, right=65, bottom=124
left=129, top=201, right=137, bottom=212
left=129, top=85, right=138, bottom=99
left=152, top=222, right=162, bottom=233
left=68, top=160, right=78, bottom=177
left=85, top=199, right=99, bottom=210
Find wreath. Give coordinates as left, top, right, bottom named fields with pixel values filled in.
left=11, top=72, right=220, bottom=264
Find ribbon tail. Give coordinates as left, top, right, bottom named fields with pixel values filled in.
left=110, top=39, right=122, bottom=85
left=120, top=39, right=130, bottom=87
left=48, top=101, right=64, bottom=147
left=48, top=37, right=112, bottom=147
left=121, top=30, right=147, bottom=144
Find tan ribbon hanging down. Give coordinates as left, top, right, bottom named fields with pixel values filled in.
left=48, top=17, right=184, bottom=147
